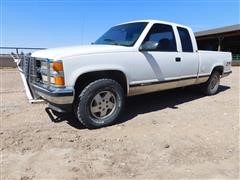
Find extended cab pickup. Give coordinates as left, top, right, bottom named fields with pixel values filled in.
left=16, top=20, right=232, bottom=128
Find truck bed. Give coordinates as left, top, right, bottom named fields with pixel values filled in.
left=198, top=50, right=232, bottom=77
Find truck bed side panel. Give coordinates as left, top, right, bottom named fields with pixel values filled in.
left=197, top=50, right=232, bottom=84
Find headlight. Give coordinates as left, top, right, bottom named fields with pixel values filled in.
left=40, top=60, right=49, bottom=84
left=40, top=61, right=48, bottom=70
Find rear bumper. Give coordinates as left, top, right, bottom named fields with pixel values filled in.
left=32, top=84, right=74, bottom=105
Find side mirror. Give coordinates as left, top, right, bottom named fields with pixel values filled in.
left=139, top=41, right=158, bottom=51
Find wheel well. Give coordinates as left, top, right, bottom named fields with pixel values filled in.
left=212, top=66, right=223, bottom=75
left=74, top=70, right=128, bottom=96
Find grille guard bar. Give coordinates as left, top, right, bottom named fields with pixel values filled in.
left=11, top=53, right=43, bottom=103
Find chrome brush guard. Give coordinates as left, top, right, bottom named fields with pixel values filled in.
left=11, top=53, right=43, bottom=103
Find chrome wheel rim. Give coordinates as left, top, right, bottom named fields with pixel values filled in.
left=90, top=90, right=117, bottom=119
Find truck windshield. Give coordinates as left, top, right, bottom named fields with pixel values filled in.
left=94, top=22, right=148, bottom=47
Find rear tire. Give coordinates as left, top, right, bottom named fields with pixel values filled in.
left=74, top=79, right=124, bottom=129
left=201, top=71, right=220, bottom=95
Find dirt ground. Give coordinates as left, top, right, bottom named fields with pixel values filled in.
left=1, top=67, right=239, bottom=179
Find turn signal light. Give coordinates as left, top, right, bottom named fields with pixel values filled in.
left=53, top=61, right=63, bottom=71
left=54, top=76, right=65, bottom=86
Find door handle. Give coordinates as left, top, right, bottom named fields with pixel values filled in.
left=175, top=57, right=181, bottom=62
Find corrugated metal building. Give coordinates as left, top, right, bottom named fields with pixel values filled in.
left=195, top=24, right=240, bottom=60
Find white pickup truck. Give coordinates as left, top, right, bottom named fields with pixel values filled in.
left=16, top=20, right=232, bottom=128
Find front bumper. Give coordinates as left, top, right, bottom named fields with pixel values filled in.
left=32, top=84, right=74, bottom=105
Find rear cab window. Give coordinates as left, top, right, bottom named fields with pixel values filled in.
left=177, top=27, right=194, bottom=52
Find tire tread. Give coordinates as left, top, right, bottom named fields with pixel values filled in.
left=75, top=79, right=124, bottom=129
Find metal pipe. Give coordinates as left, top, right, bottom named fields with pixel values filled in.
left=0, top=47, right=46, bottom=50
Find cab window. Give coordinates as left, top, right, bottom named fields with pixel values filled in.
left=143, top=24, right=177, bottom=52
left=177, top=27, right=193, bottom=52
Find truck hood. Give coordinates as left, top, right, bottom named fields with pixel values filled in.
left=31, top=45, right=133, bottom=59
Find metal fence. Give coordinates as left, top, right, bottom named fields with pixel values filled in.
left=0, top=47, right=46, bottom=55
left=1, top=47, right=240, bottom=67
left=0, top=47, right=46, bottom=67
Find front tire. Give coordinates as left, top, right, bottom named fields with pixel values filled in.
left=202, top=71, right=220, bottom=95
left=74, top=79, right=124, bottom=129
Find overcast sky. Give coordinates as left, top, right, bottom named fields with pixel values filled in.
left=1, top=0, right=239, bottom=48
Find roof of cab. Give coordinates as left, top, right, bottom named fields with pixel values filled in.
left=116, top=19, right=189, bottom=29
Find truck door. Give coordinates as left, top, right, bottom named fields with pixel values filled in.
left=176, top=26, right=199, bottom=86
left=140, top=23, right=181, bottom=88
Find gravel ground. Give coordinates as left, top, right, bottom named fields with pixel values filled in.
left=1, top=67, right=239, bottom=179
